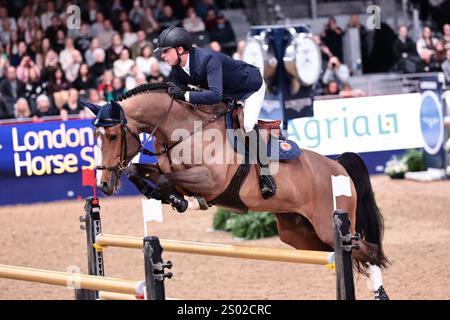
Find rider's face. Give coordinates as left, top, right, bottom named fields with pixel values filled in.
left=161, top=47, right=178, bottom=66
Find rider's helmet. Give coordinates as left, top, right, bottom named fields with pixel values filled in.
left=154, top=26, right=193, bottom=55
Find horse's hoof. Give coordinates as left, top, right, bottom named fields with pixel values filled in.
left=374, top=286, right=389, bottom=300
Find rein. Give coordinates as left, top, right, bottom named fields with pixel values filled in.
left=96, top=97, right=234, bottom=176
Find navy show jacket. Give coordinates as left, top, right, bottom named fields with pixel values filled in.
left=168, top=47, right=263, bottom=105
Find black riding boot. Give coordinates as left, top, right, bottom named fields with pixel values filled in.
left=251, top=126, right=277, bottom=199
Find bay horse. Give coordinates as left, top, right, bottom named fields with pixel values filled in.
left=82, top=82, right=389, bottom=299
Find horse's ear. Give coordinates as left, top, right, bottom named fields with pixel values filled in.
left=79, top=100, right=101, bottom=115
left=111, top=100, right=127, bottom=124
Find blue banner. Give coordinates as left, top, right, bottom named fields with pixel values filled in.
left=0, top=120, right=155, bottom=205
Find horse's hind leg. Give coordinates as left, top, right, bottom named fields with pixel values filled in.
left=274, top=213, right=333, bottom=251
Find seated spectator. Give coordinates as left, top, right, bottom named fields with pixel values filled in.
left=90, top=48, right=107, bottom=81
left=40, top=1, right=56, bottom=31
left=42, top=39, right=59, bottom=80
left=0, top=66, right=25, bottom=118
left=121, top=21, right=138, bottom=48
left=203, top=8, right=217, bottom=32
left=147, top=62, right=166, bottom=83
left=13, top=97, right=32, bottom=120
left=75, top=23, right=92, bottom=54
left=441, top=49, right=450, bottom=83
left=97, top=20, right=116, bottom=50
left=325, top=80, right=340, bottom=95
left=392, top=25, right=420, bottom=73
left=24, top=68, right=48, bottom=112
left=10, top=41, right=29, bottom=67
left=130, top=30, right=152, bottom=60
left=45, top=15, right=65, bottom=51
left=34, top=94, right=59, bottom=118
left=59, top=38, right=80, bottom=74
left=158, top=5, right=181, bottom=30
left=183, top=7, right=205, bottom=33
left=416, top=26, right=438, bottom=56
left=27, top=26, right=44, bottom=54
left=73, top=63, right=96, bottom=94
left=135, top=45, right=157, bottom=76
left=232, top=40, right=246, bottom=60
left=125, top=65, right=138, bottom=90
left=86, top=0, right=98, bottom=24
left=196, top=0, right=219, bottom=19
left=90, top=11, right=105, bottom=38
left=54, top=29, right=67, bottom=53
left=64, top=50, right=83, bottom=83
left=393, top=26, right=417, bottom=61
left=322, top=56, right=350, bottom=89
left=48, top=67, right=71, bottom=94
left=112, top=77, right=126, bottom=100
left=113, top=48, right=135, bottom=79
left=209, top=13, right=236, bottom=56
left=48, top=67, right=71, bottom=111
left=61, top=88, right=84, bottom=120
left=88, top=88, right=107, bottom=107
left=129, top=0, right=145, bottom=30
left=443, top=24, right=450, bottom=50
left=140, top=6, right=160, bottom=36
left=97, top=70, right=114, bottom=102
left=106, top=33, right=125, bottom=69
left=135, top=72, right=147, bottom=87
left=84, top=38, right=103, bottom=67
left=417, top=49, right=441, bottom=72
left=209, top=41, right=221, bottom=52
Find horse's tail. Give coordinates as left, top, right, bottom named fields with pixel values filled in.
left=336, top=152, right=389, bottom=274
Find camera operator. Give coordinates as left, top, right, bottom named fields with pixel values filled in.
left=322, top=56, right=350, bottom=91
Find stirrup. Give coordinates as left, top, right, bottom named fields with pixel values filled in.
left=259, top=175, right=277, bottom=199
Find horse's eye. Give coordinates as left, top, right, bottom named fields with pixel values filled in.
left=108, top=134, right=118, bottom=141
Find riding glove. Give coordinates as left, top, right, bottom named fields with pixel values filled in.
left=168, top=86, right=186, bottom=101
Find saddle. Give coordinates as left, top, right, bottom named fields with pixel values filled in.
left=224, top=103, right=301, bottom=161
left=209, top=101, right=301, bottom=213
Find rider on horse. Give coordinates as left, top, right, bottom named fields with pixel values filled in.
left=154, top=26, right=277, bottom=199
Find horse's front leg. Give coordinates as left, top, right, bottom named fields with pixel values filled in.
left=126, top=163, right=163, bottom=200
left=156, top=166, right=217, bottom=210
left=126, top=164, right=206, bottom=213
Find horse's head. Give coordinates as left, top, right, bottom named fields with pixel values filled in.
left=81, top=100, right=141, bottom=196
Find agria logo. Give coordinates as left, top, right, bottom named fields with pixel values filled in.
left=420, top=90, right=443, bottom=155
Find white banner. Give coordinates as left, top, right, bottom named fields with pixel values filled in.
left=288, top=93, right=423, bottom=155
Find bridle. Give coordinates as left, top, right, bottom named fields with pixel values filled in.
left=96, top=96, right=236, bottom=178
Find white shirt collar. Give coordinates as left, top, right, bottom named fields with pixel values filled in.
left=181, top=53, right=190, bottom=76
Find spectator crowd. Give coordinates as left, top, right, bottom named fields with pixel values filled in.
left=0, top=0, right=238, bottom=121
left=0, top=0, right=449, bottom=120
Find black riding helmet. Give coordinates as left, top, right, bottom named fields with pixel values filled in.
left=154, top=26, right=193, bottom=56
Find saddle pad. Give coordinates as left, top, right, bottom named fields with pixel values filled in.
left=267, top=136, right=302, bottom=161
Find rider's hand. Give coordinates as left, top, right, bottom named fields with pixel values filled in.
left=168, top=86, right=186, bottom=101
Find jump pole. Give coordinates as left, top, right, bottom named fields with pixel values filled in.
left=0, top=264, right=144, bottom=295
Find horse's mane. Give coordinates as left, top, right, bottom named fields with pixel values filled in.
left=117, top=82, right=228, bottom=117
left=117, top=82, right=171, bottom=101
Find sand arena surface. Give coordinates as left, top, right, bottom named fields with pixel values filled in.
left=0, top=175, right=449, bottom=300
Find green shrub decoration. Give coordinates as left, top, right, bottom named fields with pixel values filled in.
left=405, top=149, right=426, bottom=172
left=213, top=209, right=278, bottom=240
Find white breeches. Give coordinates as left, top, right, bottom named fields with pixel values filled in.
left=243, top=80, right=266, bottom=132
